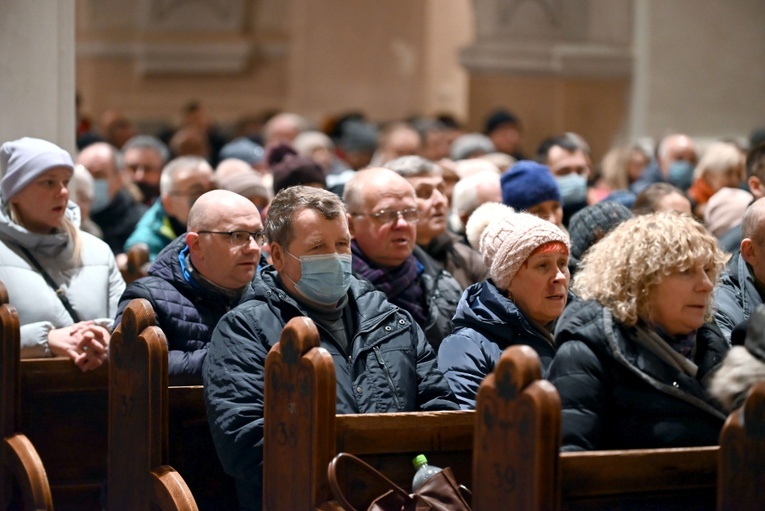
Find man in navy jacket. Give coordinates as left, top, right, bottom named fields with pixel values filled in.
left=114, top=189, right=265, bottom=384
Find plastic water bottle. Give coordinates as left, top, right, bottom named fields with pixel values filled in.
left=412, top=454, right=442, bottom=492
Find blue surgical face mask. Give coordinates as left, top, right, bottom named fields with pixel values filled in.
left=90, top=178, right=110, bottom=213
left=284, top=251, right=353, bottom=306
left=667, top=160, right=695, bottom=191
left=555, top=173, right=588, bottom=207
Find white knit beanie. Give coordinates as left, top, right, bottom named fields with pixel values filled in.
left=0, top=137, right=74, bottom=202
left=466, top=202, right=570, bottom=290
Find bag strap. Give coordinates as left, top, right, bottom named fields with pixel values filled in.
left=18, top=245, right=81, bottom=323
left=327, top=452, right=411, bottom=511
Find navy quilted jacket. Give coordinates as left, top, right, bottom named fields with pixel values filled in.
left=114, top=235, right=249, bottom=385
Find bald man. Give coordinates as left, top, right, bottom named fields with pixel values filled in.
left=344, top=168, right=461, bottom=350
left=77, top=141, right=147, bottom=254
left=114, top=190, right=265, bottom=384
left=715, top=197, right=765, bottom=343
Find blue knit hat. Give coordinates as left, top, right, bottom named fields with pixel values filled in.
left=0, top=137, right=74, bottom=202
left=500, top=160, right=560, bottom=211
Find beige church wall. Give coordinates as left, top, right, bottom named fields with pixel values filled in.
left=281, top=0, right=474, bottom=124
left=75, top=0, right=295, bottom=133
left=462, top=0, right=633, bottom=162
left=75, top=0, right=475, bottom=134
left=634, top=0, right=765, bottom=140
left=467, top=74, right=628, bottom=162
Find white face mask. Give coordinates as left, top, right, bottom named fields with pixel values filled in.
left=90, top=178, right=110, bottom=213
left=284, top=251, right=353, bottom=306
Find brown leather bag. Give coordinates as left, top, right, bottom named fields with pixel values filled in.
left=327, top=452, right=472, bottom=511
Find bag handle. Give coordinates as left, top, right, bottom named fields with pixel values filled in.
left=327, top=453, right=412, bottom=511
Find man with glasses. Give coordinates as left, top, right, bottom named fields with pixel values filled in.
left=343, top=167, right=462, bottom=350
left=203, top=185, right=458, bottom=511
left=114, top=189, right=264, bottom=385
left=384, top=155, right=488, bottom=290
left=124, top=156, right=214, bottom=260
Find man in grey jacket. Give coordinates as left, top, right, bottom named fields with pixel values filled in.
left=203, top=185, right=458, bottom=511
left=715, top=197, right=765, bottom=343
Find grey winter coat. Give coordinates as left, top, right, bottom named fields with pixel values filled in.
left=0, top=202, right=125, bottom=357
left=714, top=252, right=762, bottom=344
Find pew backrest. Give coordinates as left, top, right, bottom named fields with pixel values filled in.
left=0, top=281, right=54, bottom=511
left=473, top=345, right=562, bottom=510
left=718, top=381, right=765, bottom=511
left=108, top=298, right=198, bottom=511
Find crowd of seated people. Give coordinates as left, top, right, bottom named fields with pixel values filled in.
left=4, top=105, right=765, bottom=510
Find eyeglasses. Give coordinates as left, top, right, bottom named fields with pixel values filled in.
left=197, top=230, right=267, bottom=247
left=352, top=208, right=420, bottom=224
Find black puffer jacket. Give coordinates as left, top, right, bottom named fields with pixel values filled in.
left=411, top=246, right=461, bottom=350
left=203, top=268, right=458, bottom=510
left=114, top=236, right=245, bottom=385
left=548, top=300, right=728, bottom=451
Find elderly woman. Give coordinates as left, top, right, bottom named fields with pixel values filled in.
left=549, top=212, right=728, bottom=450
left=0, top=137, right=125, bottom=371
left=438, top=202, right=570, bottom=409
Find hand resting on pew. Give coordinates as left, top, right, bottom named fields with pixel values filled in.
left=47, top=320, right=109, bottom=371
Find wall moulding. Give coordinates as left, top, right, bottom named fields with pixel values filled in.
left=460, top=40, right=632, bottom=78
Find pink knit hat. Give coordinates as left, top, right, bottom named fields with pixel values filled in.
left=466, top=202, right=570, bottom=289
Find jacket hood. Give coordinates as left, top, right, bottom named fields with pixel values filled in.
left=0, top=200, right=80, bottom=257
left=453, top=280, right=539, bottom=348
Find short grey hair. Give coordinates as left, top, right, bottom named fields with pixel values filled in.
left=383, top=155, right=442, bottom=178
left=122, top=135, right=170, bottom=163
left=159, top=156, right=211, bottom=196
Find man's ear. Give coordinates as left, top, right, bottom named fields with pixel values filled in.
left=347, top=213, right=356, bottom=239
left=748, top=176, right=764, bottom=200
left=270, top=242, right=285, bottom=272
left=186, top=231, right=200, bottom=258
left=741, top=238, right=756, bottom=265
left=161, top=194, right=175, bottom=217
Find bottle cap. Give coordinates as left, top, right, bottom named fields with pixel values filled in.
left=412, top=454, right=428, bottom=469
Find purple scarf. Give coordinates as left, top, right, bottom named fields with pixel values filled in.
left=351, top=241, right=427, bottom=325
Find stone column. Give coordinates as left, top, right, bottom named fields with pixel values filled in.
left=0, top=0, right=76, bottom=153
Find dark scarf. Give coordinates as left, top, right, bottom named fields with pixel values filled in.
left=351, top=241, right=426, bottom=325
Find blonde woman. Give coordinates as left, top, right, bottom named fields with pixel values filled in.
left=549, top=212, right=729, bottom=450
left=0, top=138, right=125, bottom=371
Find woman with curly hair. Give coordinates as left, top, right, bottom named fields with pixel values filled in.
left=548, top=212, right=729, bottom=450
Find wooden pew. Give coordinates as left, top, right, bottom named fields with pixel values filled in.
left=108, top=298, right=198, bottom=511
left=0, top=282, right=54, bottom=511
left=0, top=292, right=230, bottom=510
left=472, top=344, right=561, bottom=510
left=108, top=298, right=237, bottom=510
left=718, top=381, right=765, bottom=511
left=262, top=316, right=719, bottom=511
